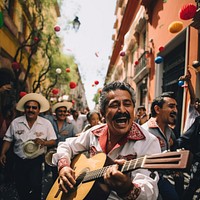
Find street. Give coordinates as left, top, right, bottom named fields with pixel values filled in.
left=0, top=163, right=54, bottom=200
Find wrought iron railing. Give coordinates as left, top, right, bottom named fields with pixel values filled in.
left=134, top=51, right=148, bottom=75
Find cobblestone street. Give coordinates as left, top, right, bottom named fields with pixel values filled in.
left=0, top=167, right=54, bottom=200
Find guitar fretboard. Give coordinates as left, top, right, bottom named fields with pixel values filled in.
left=82, top=156, right=146, bottom=183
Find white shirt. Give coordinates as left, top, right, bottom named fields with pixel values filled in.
left=53, top=123, right=161, bottom=200
left=183, top=104, right=200, bottom=132
left=3, top=115, right=57, bottom=159
left=68, top=114, right=87, bottom=132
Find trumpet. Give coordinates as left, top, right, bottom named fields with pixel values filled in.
left=45, top=148, right=57, bottom=167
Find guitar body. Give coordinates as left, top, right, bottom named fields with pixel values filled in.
left=46, top=153, right=109, bottom=200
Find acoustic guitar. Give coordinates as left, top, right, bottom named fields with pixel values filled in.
left=46, top=150, right=191, bottom=200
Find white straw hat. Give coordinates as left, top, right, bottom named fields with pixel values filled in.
left=16, top=93, right=50, bottom=113
left=52, top=101, right=73, bottom=113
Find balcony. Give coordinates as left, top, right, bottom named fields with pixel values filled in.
left=133, top=51, right=150, bottom=83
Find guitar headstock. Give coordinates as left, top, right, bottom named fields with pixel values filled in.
left=142, top=149, right=192, bottom=170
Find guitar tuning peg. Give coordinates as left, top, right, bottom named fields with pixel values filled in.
left=177, top=148, right=185, bottom=152
left=162, top=150, right=168, bottom=153
left=149, top=171, right=156, bottom=179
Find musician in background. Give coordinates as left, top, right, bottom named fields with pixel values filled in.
left=142, top=92, right=183, bottom=200
left=52, top=81, right=161, bottom=199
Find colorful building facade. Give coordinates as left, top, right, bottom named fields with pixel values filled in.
left=106, top=0, right=200, bottom=134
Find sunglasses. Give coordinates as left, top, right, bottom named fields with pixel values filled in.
left=25, top=105, right=38, bottom=110
left=57, top=110, right=67, bottom=113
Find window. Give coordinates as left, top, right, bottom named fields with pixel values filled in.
left=4, top=0, right=15, bottom=17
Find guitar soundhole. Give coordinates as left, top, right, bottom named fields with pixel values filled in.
left=74, top=168, right=90, bottom=188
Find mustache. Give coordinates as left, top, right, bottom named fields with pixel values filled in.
left=27, top=111, right=35, bottom=115
left=58, top=114, right=66, bottom=116
left=170, top=111, right=177, bottom=116
left=112, top=112, right=131, bottom=121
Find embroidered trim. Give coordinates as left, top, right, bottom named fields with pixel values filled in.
left=92, top=123, right=146, bottom=141
left=128, top=123, right=145, bottom=140
left=58, top=158, right=70, bottom=172
left=119, top=183, right=141, bottom=200
left=147, top=117, right=159, bottom=128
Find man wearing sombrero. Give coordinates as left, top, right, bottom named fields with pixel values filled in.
left=0, top=93, right=57, bottom=200
left=46, top=101, right=78, bottom=143
left=44, top=101, right=78, bottom=181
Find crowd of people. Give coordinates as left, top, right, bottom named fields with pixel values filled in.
left=0, top=73, right=200, bottom=199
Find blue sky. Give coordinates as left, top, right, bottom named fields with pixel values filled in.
left=57, top=0, right=116, bottom=109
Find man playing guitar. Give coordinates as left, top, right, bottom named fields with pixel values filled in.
left=51, top=81, right=162, bottom=200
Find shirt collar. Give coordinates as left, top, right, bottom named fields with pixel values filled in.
left=91, top=123, right=145, bottom=140
left=146, top=117, right=159, bottom=128
left=19, top=115, right=42, bottom=126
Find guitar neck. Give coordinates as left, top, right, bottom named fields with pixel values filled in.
left=82, top=157, right=144, bottom=183
left=82, top=150, right=190, bottom=183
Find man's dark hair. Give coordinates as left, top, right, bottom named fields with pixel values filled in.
left=86, top=110, right=101, bottom=121
left=99, top=81, right=136, bottom=116
left=71, top=109, right=78, bottom=114
left=195, top=98, right=200, bottom=103
left=151, top=91, right=175, bottom=117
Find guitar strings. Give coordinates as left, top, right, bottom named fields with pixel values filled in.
left=82, top=157, right=145, bottom=183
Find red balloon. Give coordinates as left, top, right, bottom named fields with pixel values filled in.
left=19, top=91, right=27, bottom=97
left=66, top=68, right=70, bottom=73
left=12, top=62, right=20, bottom=70
left=54, top=25, right=60, bottom=32
left=159, top=46, right=165, bottom=52
left=34, top=37, right=39, bottom=42
left=72, top=99, right=75, bottom=104
left=135, top=61, right=139, bottom=65
left=52, top=88, right=59, bottom=95
left=69, top=82, right=76, bottom=89
left=179, top=3, right=197, bottom=20
left=94, top=80, right=99, bottom=85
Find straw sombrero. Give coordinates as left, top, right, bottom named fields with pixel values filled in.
left=16, top=93, right=50, bottom=113
left=52, top=101, right=73, bottom=113
left=23, top=140, right=40, bottom=158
